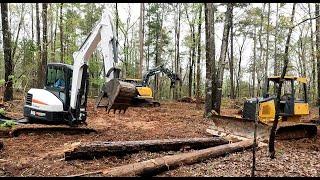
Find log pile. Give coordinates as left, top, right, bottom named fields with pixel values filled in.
left=69, top=140, right=254, bottom=177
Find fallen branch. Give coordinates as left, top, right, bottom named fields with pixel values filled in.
left=68, top=140, right=253, bottom=177
left=65, top=137, right=228, bottom=160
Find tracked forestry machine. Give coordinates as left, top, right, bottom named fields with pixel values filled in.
left=23, top=11, right=137, bottom=126
left=210, top=76, right=318, bottom=141
left=124, top=65, right=181, bottom=107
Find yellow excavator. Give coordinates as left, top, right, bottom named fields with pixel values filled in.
left=211, top=76, right=318, bottom=140
left=122, top=65, right=181, bottom=107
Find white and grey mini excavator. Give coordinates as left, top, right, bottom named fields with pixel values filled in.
left=23, top=11, right=137, bottom=126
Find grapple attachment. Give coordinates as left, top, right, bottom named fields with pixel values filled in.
left=96, top=79, right=137, bottom=113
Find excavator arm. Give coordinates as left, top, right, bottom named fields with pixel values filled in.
left=142, top=65, right=181, bottom=88
left=70, top=11, right=136, bottom=122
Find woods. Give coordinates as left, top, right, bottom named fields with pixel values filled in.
left=1, top=3, right=319, bottom=105
left=0, top=3, right=320, bottom=177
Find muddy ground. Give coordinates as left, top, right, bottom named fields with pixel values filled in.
left=0, top=98, right=319, bottom=177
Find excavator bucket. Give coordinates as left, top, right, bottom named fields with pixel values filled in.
left=210, top=114, right=318, bottom=141
left=96, top=79, right=137, bottom=113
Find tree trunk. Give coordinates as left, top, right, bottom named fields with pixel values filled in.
left=257, top=3, right=265, bottom=97
left=204, top=3, right=214, bottom=117
left=269, top=3, right=296, bottom=159
left=309, top=3, right=316, bottom=103
left=138, top=3, right=144, bottom=79
left=1, top=3, right=13, bottom=101
left=36, top=3, right=42, bottom=88
left=196, top=5, right=202, bottom=108
left=65, top=137, right=228, bottom=160
left=263, top=3, right=271, bottom=96
left=214, top=3, right=232, bottom=114
left=70, top=140, right=253, bottom=177
left=316, top=3, right=320, bottom=116
left=252, top=27, right=257, bottom=97
left=177, top=4, right=182, bottom=99
left=274, top=3, right=279, bottom=76
left=38, top=3, right=48, bottom=88
left=59, top=3, right=64, bottom=63
left=52, top=4, right=59, bottom=63
left=229, top=7, right=235, bottom=99
left=11, top=4, right=25, bottom=62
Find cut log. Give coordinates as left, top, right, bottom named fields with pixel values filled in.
left=68, top=140, right=253, bottom=177
left=64, top=137, right=229, bottom=160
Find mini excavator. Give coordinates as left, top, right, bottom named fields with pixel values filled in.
left=23, top=11, right=137, bottom=126
left=211, top=76, right=318, bottom=140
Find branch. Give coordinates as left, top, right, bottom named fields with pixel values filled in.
left=292, top=14, right=320, bottom=29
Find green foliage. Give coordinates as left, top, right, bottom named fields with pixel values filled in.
left=0, top=120, right=16, bottom=128
left=0, top=108, right=5, bottom=115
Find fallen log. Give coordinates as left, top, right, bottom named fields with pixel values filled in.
left=64, top=137, right=228, bottom=160
left=69, top=140, right=253, bottom=177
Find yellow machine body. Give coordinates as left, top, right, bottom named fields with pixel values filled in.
left=256, top=76, right=309, bottom=124
left=136, top=86, right=153, bottom=99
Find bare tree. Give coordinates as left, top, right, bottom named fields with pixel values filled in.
left=228, top=4, right=235, bottom=99
left=38, top=3, right=48, bottom=88
left=196, top=4, right=202, bottom=108
left=36, top=3, right=42, bottom=88
left=317, top=3, right=320, bottom=116
left=309, top=3, right=316, bottom=102
left=59, top=3, right=64, bottom=63
left=263, top=3, right=271, bottom=96
left=269, top=3, right=296, bottom=159
left=204, top=3, right=214, bottom=117
left=214, top=3, right=233, bottom=114
left=1, top=3, right=13, bottom=101
left=138, top=3, right=145, bottom=79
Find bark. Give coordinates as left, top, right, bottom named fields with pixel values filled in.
left=309, top=3, right=316, bottom=102
left=115, top=3, right=119, bottom=43
left=236, top=34, right=247, bottom=98
left=65, top=137, right=228, bottom=160
left=263, top=3, right=271, bottom=96
left=269, top=3, right=296, bottom=159
left=204, top=3, right=214, bottom=117
left=12, top=4, right=25, bottom=61
left=257, top=3, right=265, bottom=97
left=229, top=7, right=235, bottom=99
left=36, top=3, right=42, bottom=88
left=316, top=3, right=320, bottom=116
left=185, top=5, right=196, bottom=98
left=196, top=5, right=202, bottom=108
left=252, top=27, right=257, bottom=97
left=1, top=3, right=13, bottom=101
left=274, top=3, right=279, bottom=77
left=59, top=3, right=63, bottom=63
left=70, top=140, right=253, bottom=177
left=38, top=3, right=48, bottom=88
left=176, top=4, right=182, bottom=99
left=138, top=3, right=145, bottom=79
left=214, top=3, right=232, bottom=114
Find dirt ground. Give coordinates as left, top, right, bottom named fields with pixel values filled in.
left=0, top=98, right=319, bottom=177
